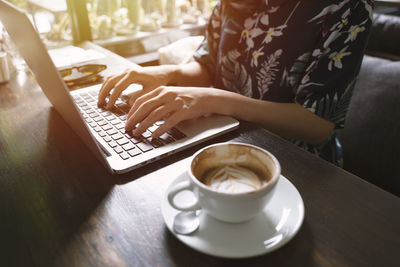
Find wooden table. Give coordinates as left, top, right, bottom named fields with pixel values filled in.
left=0, top=42, right=399, bottom=267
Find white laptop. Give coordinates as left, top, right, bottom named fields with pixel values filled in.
left=0, top=0, right=239, bottom=174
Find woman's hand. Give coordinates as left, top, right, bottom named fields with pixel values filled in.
left=125, top=86, right=222, bottom=138
left=97, top=65, right=178, bottom=109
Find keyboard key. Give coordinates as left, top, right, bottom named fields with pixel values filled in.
left=127, top=148, right=141, bottom=157
left=89, top=122, right=97, bottom=128
left=115, top=123, right=125, bottom=130
left=168, top=128, right=186, bottom=140
left=122, top=142, right=135, bottom=151
left=93, top=126, right=102, bottom=132
left=103, top=136, right=112, bottom=142
left=97, top=120, right=108, bottom=126
left=108, top=140, right=117, bottom=148
left=119, top=152, right=130, bottom=160
left=88, top=90, right=98, bottom=96
left=117, top=138, right=129, bottom=146
left=158, top=133, right=175, bottom=144
left=114, top=146, right=124, bottom=154
left=105, top=114, right=116, bottom=121
left=89, top=113, right=100, bottom=118
left=148, top=137, right=163, bottom=148
left=93, top=117, right=103, bottom=122
left=101, top=124, right=113, bottom=131
left=119, top=114, right=128, bottom=121
left=85, top=108, right=95, bottom=114
left=106, top=128, right=118, bottom=135
left=148, top=125, right=158, bottom=133
left=101, top=110, right=112, bottom=116
left=154, top=120, right=164, bottom=126
left=98, top=131, right=106, bottom=137
left=110, top=119, right=121, bottom=125
left=141, top=130, right=152, bottom=139
left=111, top=132, right=124, bottom=140
left=126, top=135, right=142, bottom=144
left=137, top=142, right=153, bottom=152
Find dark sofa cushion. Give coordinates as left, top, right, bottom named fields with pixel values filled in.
left=337, top=55, right=400, bottom=197
left=366, top=13, right=400, bottom=59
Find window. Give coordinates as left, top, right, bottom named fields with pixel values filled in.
left=4, top=0, right=214, bottom=57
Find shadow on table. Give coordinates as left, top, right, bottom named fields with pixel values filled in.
left=0, top=108, right=116, bottom=266
left=163, top=219, right=314, bottom=266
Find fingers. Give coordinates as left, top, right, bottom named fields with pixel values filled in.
left=98, top=70, right=138, bottom=108
left=106, top=74, right=134, bottom=109
left=98, top=74, right=119, bottom=106
left=130, top=104, right=177, bottom=137
left=125, top=97, right=166, bottom=132
left=127, top=87, right=162, bottom=119
left=151, top=112, right=186, bottom=138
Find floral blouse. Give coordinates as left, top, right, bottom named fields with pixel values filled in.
left=194, top=0, right=374, bottom=164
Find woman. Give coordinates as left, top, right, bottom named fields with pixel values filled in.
left=98, top=0, right=373, bottom=164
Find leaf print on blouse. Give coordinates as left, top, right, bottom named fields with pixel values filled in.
left=280, top=52, right=311, bottom=91
left=328, top=46, right=351, bottom=71
left=256, top=49, right=282, bottom=99
left=221, top=49, right=253, bottom=97
left=302, top=77, right=356, bottom=128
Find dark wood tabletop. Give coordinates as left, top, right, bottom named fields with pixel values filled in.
left=0, top=42, right=399, bottom=267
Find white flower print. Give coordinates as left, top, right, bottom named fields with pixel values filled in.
left=251, top=47, right=265, bottom=67
left=330, top=8, right=351, bottom=31
left=260, top=14, right=269, bottom=26
left=263, top=25, right=286, bottom=44
left=361, top=0, right=373, bottom=19
left=328, top=46, right=351, bottom=71
left=344, top=20, right=368, bottom=43
left=323, top=8, right=351, bottom=48
left=308, top=0, right=351, bottom=24
left=240, top=6, right=280, bottom=51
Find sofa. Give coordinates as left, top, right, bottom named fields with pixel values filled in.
left=337, top=13, right=400, bottom=197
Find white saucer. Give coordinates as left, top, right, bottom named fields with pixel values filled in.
left=161, top=171, right=305, bottom=258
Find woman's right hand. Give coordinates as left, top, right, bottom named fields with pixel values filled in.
left=97, top=65, right=177, bottom=109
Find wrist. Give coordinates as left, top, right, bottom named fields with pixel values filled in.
left=164, top=64, right=181, bottom=86
left=209, top=89, right=240, bottom=117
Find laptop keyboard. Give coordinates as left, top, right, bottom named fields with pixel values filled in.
left=73, top=89, right=187, bottom=160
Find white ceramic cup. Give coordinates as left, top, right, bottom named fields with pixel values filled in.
left=167, top=142, right=281, bottom=223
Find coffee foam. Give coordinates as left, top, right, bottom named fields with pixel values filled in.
left=202, top=164, right=267, bottom=194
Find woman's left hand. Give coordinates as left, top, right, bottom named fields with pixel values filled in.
left=125, top=86, right=221, bottom=138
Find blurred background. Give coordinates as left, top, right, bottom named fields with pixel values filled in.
left=0, top=0, right=399, bottom=66
left=0, top=0, right=216, bottom=64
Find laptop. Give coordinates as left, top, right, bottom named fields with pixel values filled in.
left=0, top=1, right=239, bottom=174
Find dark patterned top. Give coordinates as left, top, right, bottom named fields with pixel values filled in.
left=194, top=0, right=374, bottom=164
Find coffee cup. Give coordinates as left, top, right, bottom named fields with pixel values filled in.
left=167, top=142, right=280, bottom=223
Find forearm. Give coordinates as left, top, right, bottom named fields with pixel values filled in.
left=212, top=90, right=335, bottom=144
left=165, top=61, right=213, bottom=87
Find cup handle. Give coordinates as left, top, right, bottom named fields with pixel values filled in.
left=167, top=180, right=201, bottom=211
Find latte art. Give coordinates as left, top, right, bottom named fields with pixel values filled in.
left=202, top=165, right=266, bottom=194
